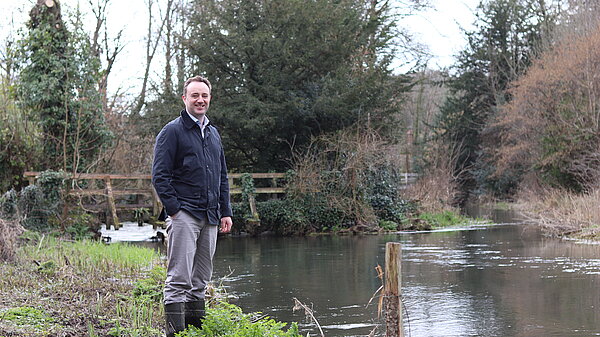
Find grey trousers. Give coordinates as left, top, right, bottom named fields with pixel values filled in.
left=164, top=210, right=218, bottom=304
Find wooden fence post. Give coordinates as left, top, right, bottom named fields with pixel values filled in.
left=385, top=242, right=403, bottom=337
left=105, top=177, right=120, bottom=230
left=248, top=194, right=259, bottom=220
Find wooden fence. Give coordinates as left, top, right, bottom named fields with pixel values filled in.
left=23, top=172, right=286, bottom=229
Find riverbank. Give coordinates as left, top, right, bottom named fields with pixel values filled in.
left=511, top=187, right=600, bottom=240
left=0, top=231, right=300, bottom=336
left=0, top=232, right=164, bottom=336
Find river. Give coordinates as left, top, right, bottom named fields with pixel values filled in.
left=102, top=208, right=600, bottom=336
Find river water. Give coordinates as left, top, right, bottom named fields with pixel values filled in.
left=103, top=209, right=600, bottom=336
left=212, top=210, right=600, bottom=337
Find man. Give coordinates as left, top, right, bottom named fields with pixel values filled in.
left=152, top=75, right=233, bottom=336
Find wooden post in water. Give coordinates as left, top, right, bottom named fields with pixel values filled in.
left=385, top=242, right=403, bottom=337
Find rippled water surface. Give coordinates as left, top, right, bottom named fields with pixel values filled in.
left=212, top=223, right=600, bottom=336
left=106, top=212, right=600, bottom=336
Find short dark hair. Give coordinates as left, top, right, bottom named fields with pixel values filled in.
left=183, top=76, right=212, bottom=96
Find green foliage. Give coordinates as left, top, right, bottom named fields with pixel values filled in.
left=16, top=185, right=48, bottom=230
left=2, top=170, right=100, bottom=237
left=233, top=192, right=349, bottom=235
left=234, top=174, right=260, bottom=224
left=231, top=202, right=251, bottom=229
left=0, top=189, right=19, bottom=219
left=58, top=207, right=101, bottom=240
left=133, top=208, right=150, bottom=226
left=365, top=166, right=417, bottom=224
left=288, top=128, right=422, bottom=229
left=255, top=199, right=308, bottom=235
left=185, top=0, right=405, bottom=171
left=418, top=210, right=470, bottom=228
left=0, top=78, right=42, bottom=192
left=132, top=266, right=166, bottom=304
left=0, top=306, right=56, bottom=331
left=437, top=0, right=559, bottom=201
left=535, top=112, right=594, bottom=191
left=14, top=170, right=67, bottom=230
left=15, top=2, right=112, bottom=172
left=378, top=220, right=399, bottom=231
left=36, top=170, right=66, bottom=205
left=295, top=193, right=348, bottom=231
left=178, top=301, right=300, bottom=337
left=240, top=173, right=256, bottom=201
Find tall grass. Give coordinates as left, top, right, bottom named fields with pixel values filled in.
left=517, top=187, right=600, bottom=238
left=19, top=237, right=161, bottom=277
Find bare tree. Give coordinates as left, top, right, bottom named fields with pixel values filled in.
left=88, top=0, right=125, bottom=111
left=162, top=0, right=178, bottom=94
left=175, top=0, right=189, bottom=95
left=132, top=0, right=173, bottom=115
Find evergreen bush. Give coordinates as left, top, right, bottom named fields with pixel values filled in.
left=17, top=171, right=66, bottom=230
left=0, top=189, right=19, bottom=220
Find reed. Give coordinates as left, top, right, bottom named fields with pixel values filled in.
left=517, top=187, right=600, bottom=238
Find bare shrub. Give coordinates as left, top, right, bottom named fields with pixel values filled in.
left=515, top=184, right=600, bottom=238
left=404, top=139, right=460, bottom=213
left=289, top=127, right=407, bottom=227
left=95, top=103, right=155, bottom=174
left=0, top=218, right=24, bottom=262
left=494, top=23, right=600, bottom=190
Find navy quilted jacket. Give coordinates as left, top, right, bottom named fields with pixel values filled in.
left=152, top=110, right=232, bottom=225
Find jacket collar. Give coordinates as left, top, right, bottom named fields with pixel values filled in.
left=181, top=109, right=199, bottom=129
left=180, top=109, right=213, bottom=131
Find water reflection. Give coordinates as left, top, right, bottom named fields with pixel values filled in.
left=105, top=220, right=600, bottom=336
left=213, top=225, right=600, bottom=337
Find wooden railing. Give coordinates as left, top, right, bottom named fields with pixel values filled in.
left=23, top=172, right=286, bottom=229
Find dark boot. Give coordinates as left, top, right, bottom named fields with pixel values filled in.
left=185, top=300, right=205, bottom=330
left=165, top=302, right=185, bottom=337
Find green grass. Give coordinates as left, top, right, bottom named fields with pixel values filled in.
left=0, top=306, right=59, bottom=333
left=1, top=236, right=165, bottom=336
left=378, top=219, right=400, bottom=231
left=418, top=210, right=472, bottom=228
left=19, top=236, right=161, bottom=277
left=2, top=235, right=303, bottom=336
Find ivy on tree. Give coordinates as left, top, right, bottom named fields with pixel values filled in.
left=15, top=0, right=112, bottom=173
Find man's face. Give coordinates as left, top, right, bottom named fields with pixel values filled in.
left=182, top=81, right=211, bottom=120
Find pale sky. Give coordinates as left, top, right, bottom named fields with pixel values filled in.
left=0, top=0, right=479, bottom=94
left=401, top=0, right=479, bottom=70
